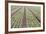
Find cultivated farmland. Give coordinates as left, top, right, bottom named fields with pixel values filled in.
left=11, top=6, right=41, bottom=28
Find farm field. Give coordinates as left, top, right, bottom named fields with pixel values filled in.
left=11, top=6, right=41, bottom=28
